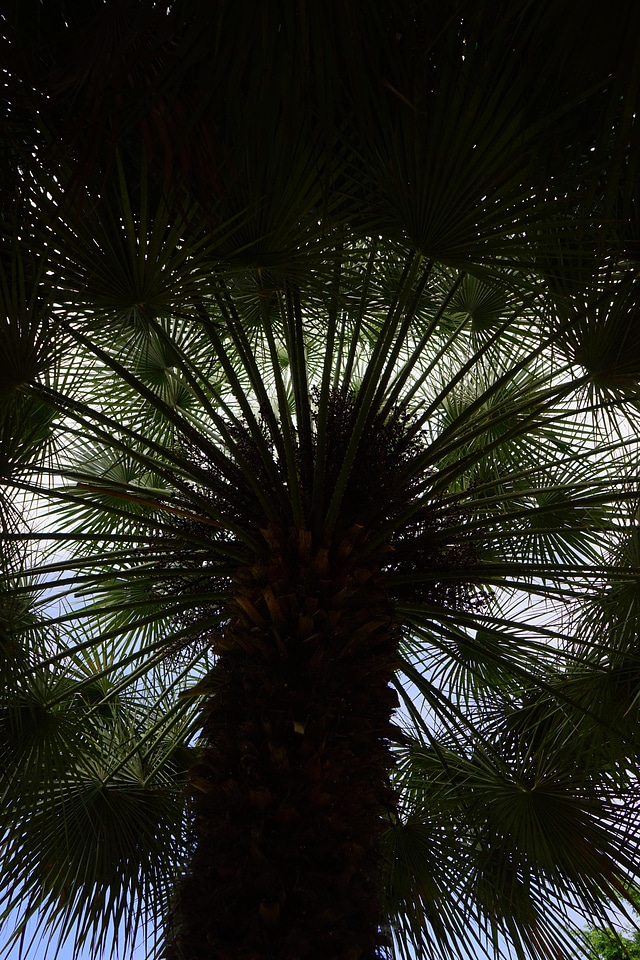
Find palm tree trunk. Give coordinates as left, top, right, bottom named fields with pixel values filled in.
left=166, top=522, right=399, bottom=960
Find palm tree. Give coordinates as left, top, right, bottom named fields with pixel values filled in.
left=3, top=3, right=640, bottom=960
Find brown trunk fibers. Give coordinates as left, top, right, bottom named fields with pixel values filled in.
left=166, top=521, right=399, bottom=960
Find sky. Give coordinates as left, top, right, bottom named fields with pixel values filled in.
left=1, top=913, right=148, bottom=960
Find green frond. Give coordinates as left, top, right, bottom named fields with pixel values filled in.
left=4, top=4, right=640, bottom=957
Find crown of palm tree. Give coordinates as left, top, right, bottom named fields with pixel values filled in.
left=3, top=3, right=640, bottom=960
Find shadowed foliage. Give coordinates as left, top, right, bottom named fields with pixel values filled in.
left=2, top=3, right=640, bottom=960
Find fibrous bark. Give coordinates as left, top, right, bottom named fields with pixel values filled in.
left=166, top=522, right=399, bottom=960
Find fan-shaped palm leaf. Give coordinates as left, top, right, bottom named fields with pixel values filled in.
left=4, top=4, right=640, bottom=960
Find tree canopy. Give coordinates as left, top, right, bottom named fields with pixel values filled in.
left=2, top=3, right=640, bottom=959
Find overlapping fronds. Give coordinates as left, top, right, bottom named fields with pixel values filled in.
left=3, top=3, right=640, bottom=958
left=1, top=220, right=639, bottom=958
